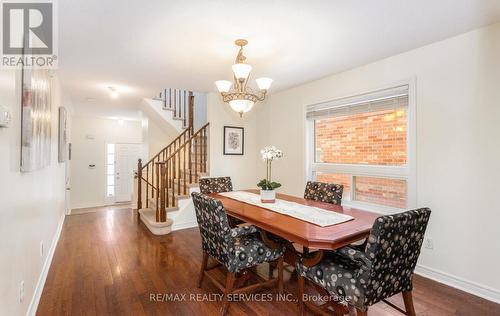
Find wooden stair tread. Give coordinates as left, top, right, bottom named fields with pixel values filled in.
left=147, top=198, right=180, bottom=212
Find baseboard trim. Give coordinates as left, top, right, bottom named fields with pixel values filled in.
left=172, top=220, right=198, bottom=232
left=26, top=212, right=66, bottom=316
left=415, top=264, right=500, bottom=304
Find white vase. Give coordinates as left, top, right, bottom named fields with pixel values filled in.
left=260, top=189, right=276, bottom=203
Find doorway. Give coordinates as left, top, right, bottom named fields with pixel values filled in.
left=106, top=143, right=143, bottom=203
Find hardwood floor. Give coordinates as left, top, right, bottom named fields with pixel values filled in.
left=37, top=206, right=500, bottom=316
left=70, top=203, right=132, bottom=215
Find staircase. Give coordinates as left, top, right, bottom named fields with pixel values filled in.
left=136, top=88, right=209, bottom=235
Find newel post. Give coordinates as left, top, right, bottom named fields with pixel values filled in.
left=159, top=162, right=167, bottom=222
left=137, top=159, right=142, bottom=211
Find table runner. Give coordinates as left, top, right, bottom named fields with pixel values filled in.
left=218, top=191, right=353, bottom=227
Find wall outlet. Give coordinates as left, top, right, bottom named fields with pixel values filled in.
left=19, top=281, right=24, bottom=303
left=40, top=241, right=44, bottom=257
left=424, top=237, right=434, bottom=249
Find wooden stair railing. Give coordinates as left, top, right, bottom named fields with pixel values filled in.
left=155, top=88, right=193, bottom=128
left=137, top=123, right=209, bottom=223
left=137, top=89, right=194, bottom=211
left=163, top=122, right=209, bottom=209
left=137, top=88, right=209, bottom=224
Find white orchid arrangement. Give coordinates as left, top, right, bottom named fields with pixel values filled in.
left=258, top=146, right=283, bottom=191
left=260, top=146, right=283, bottom=161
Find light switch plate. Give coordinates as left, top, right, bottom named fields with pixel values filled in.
left=0, top=105, right=11, bottom=127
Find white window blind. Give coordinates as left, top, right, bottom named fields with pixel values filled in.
left=306, top=85, right=409, bottom=120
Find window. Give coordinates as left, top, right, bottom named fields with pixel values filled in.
left=307, top=84, right=415, bottom=211
left=106, top=144, right=115, bottom=198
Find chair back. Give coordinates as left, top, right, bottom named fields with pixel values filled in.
left=199, top=177, right=233, bottom=194
left=304, top=181, right=343, bottom=205
left=364, top=208, right=431, bottom=306
left=191, top=192, right=232, bottom=265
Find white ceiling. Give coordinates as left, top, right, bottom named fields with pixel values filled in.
left=59, top=0, right=500, bottom=118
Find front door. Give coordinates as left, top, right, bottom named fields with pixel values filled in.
left=114, top=143, right=142, bottom=202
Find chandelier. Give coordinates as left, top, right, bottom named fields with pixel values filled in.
left=215, top=39, right=273, bottom=117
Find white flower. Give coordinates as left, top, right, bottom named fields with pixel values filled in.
left=260, top=146, right=283, bottom=161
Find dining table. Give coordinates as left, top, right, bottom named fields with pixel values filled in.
left=210, top=189, right=380, bottom=267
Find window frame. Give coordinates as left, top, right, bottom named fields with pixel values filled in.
left=105, top=143, right=116, bottom=203
left=305, top=79, right=417, bottom=214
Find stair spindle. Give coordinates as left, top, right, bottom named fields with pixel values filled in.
left=188, top=138, right=192, bottom=184
left=159, top=162, right=166, bottom=222
left=137, top=159, right=142, bottom=211
left=167, top=160, right=170, bottom=207
left=177, top=149, right=181, bottom=195
left=194, top=134, right=198, bottom=179
left=178, top=89, right=182, bottom=118
left=183, top=90, right=187, bottom=127
left=145, top=165, right=149, bottom=208
left=172, top=155, right=176, bottom=207
left=183, top=141, right=187, bottom=195
left=173, top=89, right=177, bottom=117
left=155, top=163, right=160, bottom=221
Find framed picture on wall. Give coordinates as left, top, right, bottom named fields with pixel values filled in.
left=20, top=68, right=52, bottom=172
left=223, top=126, right=244, bottom=155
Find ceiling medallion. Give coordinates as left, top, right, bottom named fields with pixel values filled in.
left=215, top=39, right=272, bottom=117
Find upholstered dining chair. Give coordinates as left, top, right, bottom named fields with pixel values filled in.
left=199, top=176, right=244, bottom=227
left=304, top=181, right=344, bottom=205
left=199, top=176, right=233, bottom=194
left=296, top=208, right=431, bottom=316
left=296, top=181, right=345, bottom=255
left=192, top=192, right=285, bottom=316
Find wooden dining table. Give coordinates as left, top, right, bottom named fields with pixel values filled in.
left=210, top=189, right=380, bottom=267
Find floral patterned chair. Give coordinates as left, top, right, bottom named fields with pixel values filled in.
left=296, top=208, right=431, bottom=316
left=295, top=181, right=345, bottom=256
left=199, top=176, right=233, bottom=194
left=192, top=192, right=285, bottom=316
left=199, top=176, right=244, bottom=227
left=303, top=181, right=343, bottom=205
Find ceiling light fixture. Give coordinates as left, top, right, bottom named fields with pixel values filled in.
left=215, top=39, right=272, bottom=117
left=108, top=86, right=119, bottom=99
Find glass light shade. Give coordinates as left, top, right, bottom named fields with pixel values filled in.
left=215, top=80, right=232, bottom=93
left=232, top=63, right=252, bottom=80
left=256, top=77, right=273, bottom=91
left=229, top=99, right=255, bottom=113
left=243, top=101, right=255, bottom=113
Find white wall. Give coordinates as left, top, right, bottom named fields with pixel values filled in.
left=193, top=92, right=208, bottom=131
left=207, top=93, right=260, bottom=190
left=0, top=70, right=68, bottom=316
left=70, top=117, right=143, bottom=209
left=145, top=117, right=176, bottom=158
left=258, top=23, right=500, bottom=300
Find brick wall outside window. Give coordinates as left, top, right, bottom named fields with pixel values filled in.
left=315, top=108, right=407, bottom=165
left=316, top=173, right=351, bottom=201
left=354, top=176, right=406, bottom=208
left=314, top=107, right=408, bottom=208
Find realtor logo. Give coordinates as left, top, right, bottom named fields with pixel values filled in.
left=1, top=1, right=57, bottom=68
